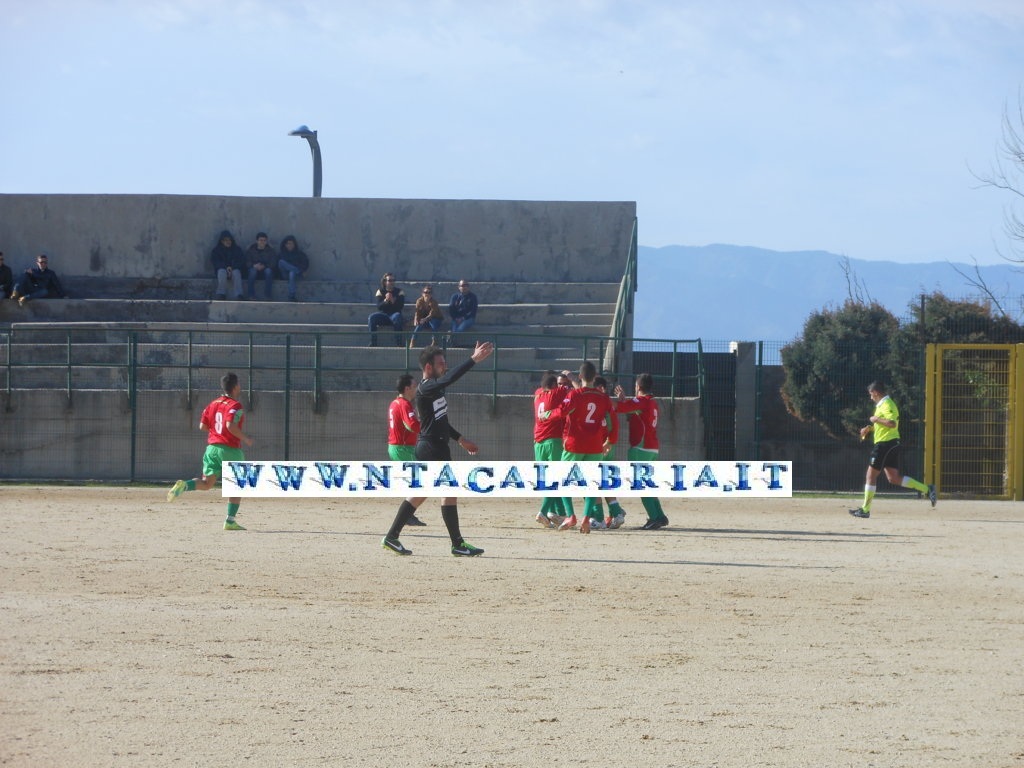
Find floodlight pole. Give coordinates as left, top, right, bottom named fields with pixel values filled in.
left=288, top=125, right=322, bottom=197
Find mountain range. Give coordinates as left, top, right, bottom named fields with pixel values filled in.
left=634, top=244, right=1024, bottom=343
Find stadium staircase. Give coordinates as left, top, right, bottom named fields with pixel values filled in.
left=0, top=277, right=625, bottom=395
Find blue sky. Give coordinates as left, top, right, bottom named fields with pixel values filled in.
left=2, top=0, right=1022, bottom=264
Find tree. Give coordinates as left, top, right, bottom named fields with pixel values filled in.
left=952, top=95, right=1024, bottom=319
left=780, top=300, right=898, bottom=438
left=781, top=293, right=1024, bottom=441
left=973, top=92, right=1024, bottom=262
left=890, top=293, right=1024, bottom=421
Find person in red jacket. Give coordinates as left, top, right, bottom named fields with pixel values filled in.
left=543, top=361, right=618, bottom=534
left=166, top=372, right=254, bottom=530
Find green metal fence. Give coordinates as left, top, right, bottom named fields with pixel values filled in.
left=2, top=326, right=706, bottom=403
left=4, top=324, right=944, bottom=492
left=1, top=326, right=709, bottom=481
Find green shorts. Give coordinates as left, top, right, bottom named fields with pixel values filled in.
left=203, top=444, right=245, bottom=478
left=388, top=445, right=416, bottom=461
left=561, top=450, right=604, bottom=462
left=534, top=438, right=563, bottom=462
left=627, top=446, right=659, bottom=462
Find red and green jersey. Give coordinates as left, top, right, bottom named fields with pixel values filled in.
left=615, top=394, right=660, bottom=451
left=200, top=395, right=245, bottom=449
left=388, top=396, right=420, bottom=447
left=551, top=386, right=618, bottom=455
left=533, top=385, right=570, bottom=443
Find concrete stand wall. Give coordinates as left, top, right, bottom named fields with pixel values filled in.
left=0, top=389, right=704, bottom=481
left=0, top=194, right=636, bottom=283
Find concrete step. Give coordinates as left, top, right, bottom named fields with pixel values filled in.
left=4, top=321, right=610, bottom=358
left=2, top=352, right=613, bottom=393
left=5, top=340, right=581, bottom=368
left=1, top=325, right=611, bottom=394
left=51, top=276, right=623, bottom=304
left=1, top=361, right=553, bottom=395
left=4, top=326, right=611, bottom=352
left=1, top=368, right=617, bottom=395
left=0, top=298, right=616, bottom=332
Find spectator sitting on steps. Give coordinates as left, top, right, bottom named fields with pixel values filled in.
left=210, top=230, right=245, bottom=300
left=448, top=279, right=478, bottom=345
left=11, top=254, right=66, bottom=306
left=277, top=235, right=309, bottom=302
left=368, top=272, right=406, bottom=347
left=410, top=283, right=444, bottom=348
left=0, top=252, right=13, bottom=299
left=245, top=232, right=276, bottom=300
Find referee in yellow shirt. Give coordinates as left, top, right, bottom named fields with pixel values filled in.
left=850, top=381, right=936, bottom=518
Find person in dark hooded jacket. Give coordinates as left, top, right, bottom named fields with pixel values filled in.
left=0, top=251, right=13, bottom=299
left=210, top=230, right=245, bottom=300
left=276, top=235, right=310, bottom=302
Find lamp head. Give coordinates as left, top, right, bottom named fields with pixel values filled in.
left=289, top=125, right=317, bottom=139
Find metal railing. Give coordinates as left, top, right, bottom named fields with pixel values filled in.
left=2, top=325, right=706, bottom=406
left=609, top=217, right=639, bottom=367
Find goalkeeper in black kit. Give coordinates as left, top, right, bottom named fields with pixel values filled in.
left=382, top=341, right=495, bottom=557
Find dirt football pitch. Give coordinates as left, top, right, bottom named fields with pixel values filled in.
left=1, top=486, right=1022, bottom=767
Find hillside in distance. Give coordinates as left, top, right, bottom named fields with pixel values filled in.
left=633, top=244, right=1024, bottom=343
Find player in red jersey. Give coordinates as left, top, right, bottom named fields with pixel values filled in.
left=387, top=374, right=426, bottom=526
left=166, top=372, right=254, bottom=530
left=544, top=361, right=618, bottom=534
left=533, top=371, right=571, bottom=528
left=592, top=375, right=628, bottom=530
left=615, top=373, right=669, bottom=530
left=388, top=374, right=420, bottom=460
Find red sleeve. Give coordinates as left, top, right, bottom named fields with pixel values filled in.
left=400, top=402, right=419, bottom=434
left=548, top=387, right=576, bottom=422
left=615, top=397, right=641, bottom=415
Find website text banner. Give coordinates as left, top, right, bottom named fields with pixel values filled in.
left=222, top=461, right=793, bottom=498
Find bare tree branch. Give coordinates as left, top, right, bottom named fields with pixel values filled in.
left=951, top=257, right=1008, bottom=317
left=970, top=89, right=1024, bottom=263
left=838, top=255, right=872, bottom=304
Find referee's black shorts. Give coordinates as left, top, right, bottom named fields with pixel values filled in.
left=415, top=440, right=452, bottom=461
left=869, top=439, right=901, bottom=471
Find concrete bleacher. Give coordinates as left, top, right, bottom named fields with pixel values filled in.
left=0, top=286, right=618, bottom=397
left=0, top=278, right=619, bottom=333
left=0, top=195, right=701, bottom=478
left=0, top=278, right=625, bottom=394
left=0, top=194, right=636, bottom=396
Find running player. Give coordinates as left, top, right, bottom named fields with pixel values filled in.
left=850, top=381, right=936, bottom=518
left=166, top=372, right=254, bottom=530
left=533, top=371, right=571, bottom=528
left=615, top=372, right=669, bottom=529
left=544, top=361, right=618, bottom=534
left=381, top=341, right=495, bottom=556
left=388, top=374, right=426, bottom=526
